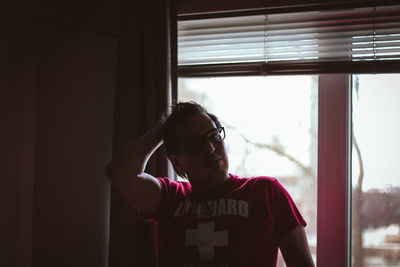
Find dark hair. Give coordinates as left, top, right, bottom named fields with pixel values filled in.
left=162, top=101, right=221, bottom=156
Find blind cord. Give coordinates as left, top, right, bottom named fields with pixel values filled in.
left=264, top=14, right=268, bottom=63
left=372, top=6, right=377, bottom=61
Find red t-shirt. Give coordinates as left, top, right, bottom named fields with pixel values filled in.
left=143, top=174, right=306, bottom=267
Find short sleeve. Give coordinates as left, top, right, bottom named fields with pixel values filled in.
left=139, top=177, right=190, bottom=223
left=268, top=178, right=307, bottom=241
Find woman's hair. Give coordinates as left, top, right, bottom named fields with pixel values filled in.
left=162, top=101, right=221, bottom=156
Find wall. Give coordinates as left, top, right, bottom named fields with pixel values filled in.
left=1, top=2, right=118, bottom=266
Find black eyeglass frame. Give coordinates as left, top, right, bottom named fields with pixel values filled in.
left=179, top=126, right=226, bottom=154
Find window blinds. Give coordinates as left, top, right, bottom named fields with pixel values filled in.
left=178, top=5, right=400, bottom=74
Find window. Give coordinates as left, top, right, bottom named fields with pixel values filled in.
left=177, top=4, right=400, bottom=267
left=351, top=74, right=400, bottom=266
left=178, top=75, right=318, bottom=266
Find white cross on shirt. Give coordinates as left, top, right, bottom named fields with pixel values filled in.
left=185, top=221, right=228, bottom=260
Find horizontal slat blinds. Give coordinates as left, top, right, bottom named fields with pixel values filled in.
left=178, top=5, right=400, bottom=72
left=179, top=15, right=266, bottom=65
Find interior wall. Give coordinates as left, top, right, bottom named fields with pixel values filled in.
left=32, top=23, right=116, bottom=267
left=1, top=2, right=118, bottom=266
left=0, top=11, right=38, bottom=267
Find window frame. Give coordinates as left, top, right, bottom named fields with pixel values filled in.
left=176, top=4, right=400, bottom=266
left=317, top=74, right=352, bottom=267
left=176, top=73, right=351, bottom=267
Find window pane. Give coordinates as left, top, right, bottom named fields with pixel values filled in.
left=352, top=74, right=400, bottom=267
left=178, top=76, right=318, bottom=266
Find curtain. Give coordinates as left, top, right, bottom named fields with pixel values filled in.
left=109, top=0, right=177, bottom=266
left=1, top=4, right=117, bottom=267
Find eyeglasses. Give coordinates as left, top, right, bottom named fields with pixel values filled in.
left=180, top=127, right=225, bottom=154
